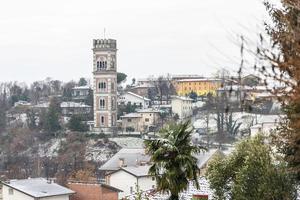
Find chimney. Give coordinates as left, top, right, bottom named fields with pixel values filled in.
left=119, top=158, right=125, bottom=167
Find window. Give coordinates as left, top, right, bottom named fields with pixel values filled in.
left=130, top=186, right=133, bottom=194
left=98, top=82, right=106, bottom=90
left=9, top=188, right=13, bottom=195
left=152, top=177, right=155, bottom=181
left=128, top=119, right=132, bottom=122
left=97, top=60, right=107, bottom=71
left=145, top=118, right=149, bottom=122
left=99, top=99, right=105, bottom=109
left=111, top=97, right=115, bottom=109
left=101, top=116, right=105, bottom=125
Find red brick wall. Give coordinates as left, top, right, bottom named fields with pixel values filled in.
left=68, top=183, right=118, bottom=200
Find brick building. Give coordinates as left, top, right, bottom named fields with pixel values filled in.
left=68, top=181, right=122, bottom=200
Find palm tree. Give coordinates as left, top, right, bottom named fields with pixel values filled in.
left=144, top=121, right=205, bottom=200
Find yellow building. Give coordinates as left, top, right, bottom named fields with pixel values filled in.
left=174, top=78, right=222, bottom=96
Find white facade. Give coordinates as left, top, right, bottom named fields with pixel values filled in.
left=118, top=92, right=150, bottom=109
left=107, top=167, right=156, bottom=199
left=2, top=185, right=70, bottom=200
left=171, top=96, right=193, bottom=119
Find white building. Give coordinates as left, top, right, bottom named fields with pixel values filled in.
left=171, top=96, right=193, bottom=119
left=1, top=178, right=74, bottom=200
left=118, top=92, right=150, bottom=109
left=71, top=85, right=91, bottom=101
left=106, top=165, right=156, bottom=199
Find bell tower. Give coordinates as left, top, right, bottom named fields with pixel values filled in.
left=92, top=39, right=117, bottom=133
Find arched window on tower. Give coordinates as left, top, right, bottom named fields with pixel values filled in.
left=98, top=82, right=106, bottom=91
left=101, top=116, right=105, bottom=125
left=99, top=98, right=105, bottom=109
left=97, top=61, right=100, bottom=71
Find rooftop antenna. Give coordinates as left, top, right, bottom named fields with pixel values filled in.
left=103, top=28, right=106, bottom=39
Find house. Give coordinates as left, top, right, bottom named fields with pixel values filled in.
left=106, top=165, right=156, bottom=199
left=72, top=86, right=91, bottom=102
left=101, top=148, right=224, bottom=199
left=171, top=96, right=193, bottom=119
left=33, top=101, right=92, bottom=116
left=118, top=92, right=150, bottom=109
left=99, top=148, right=150, bottom=173
left=1, top=178, right=74, bottom=200
left=120, top=109, right=161, bottom=133
left=173, top=78, right=222, bottom=96
left=67, top=181, right=122, bottom=200
left=14, top=101, right=31, bottom=108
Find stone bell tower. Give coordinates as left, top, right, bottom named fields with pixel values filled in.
left=92, top=39, right=117, bottom=133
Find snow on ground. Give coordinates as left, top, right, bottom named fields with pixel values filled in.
left=126, top=177, right=213, bottom=200
left=85, top=140, right=120, bottom=163
left=110, top=137, right=144, bottom=148
left=193, top=112, right=282, bottom=134
left=38, top=138, right=63, bottom=157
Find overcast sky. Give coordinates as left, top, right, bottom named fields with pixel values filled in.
left=0, top=0, right=269, bottom=84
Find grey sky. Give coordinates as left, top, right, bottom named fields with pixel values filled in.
left=0, top=0, right=268, bottom=83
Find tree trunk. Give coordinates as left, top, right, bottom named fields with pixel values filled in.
left=169, top=194, right=179, bottom=200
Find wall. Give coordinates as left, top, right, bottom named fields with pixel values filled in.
left=2, top=185, right=34, bottom=200
left=121, top=117, right=141, bottom=132
left=171, top=99, right=192, bottom=119
left=137, top=176, right=156, bottom=192
left=175, top=80, right=222, bottom=96
left=119, top=93, right=149, bottom=109
left=41, top=195, right=70, bottom=200
left=108, top=171, right=137, bottom=198
left=68, top=183, right=118, bottom=200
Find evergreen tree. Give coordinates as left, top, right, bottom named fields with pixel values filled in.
left=207, top=135, right=297, bottom=200
left=78, top=78, right=87, bottom=86
left=41, top=97, right=61, bottom=133
left=68, top=115, right=88, bottom=132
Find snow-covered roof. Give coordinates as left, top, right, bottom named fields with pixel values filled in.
left=126, top=92, right=151, bottom=101
left=195, top=149, right=222, bottom=169
left=176, top=78, right=222, bottom=82
left=2, top=178, right=74, bottom=198
left=172, top=96, right=193, bottom=101
left=119, top=165, right=151, bottom=177
left=34, top=102, right=91, bottom=108
left=99, top=148, right=150, bottom=171
left=137, top=108, right=162, bottom=113
left=121, top=113, right=142, bottom=118
left=60, top=102, right=91, bottom=108
left=218, top=85, right=270, bottom=91
left=72, top=85, right=91, bottom=90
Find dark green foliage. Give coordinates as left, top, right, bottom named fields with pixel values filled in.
left=40, top=98, right=61, bottom=133
left=117, top=103, right=138, bottom=119
left=207, top=135, right=297, bottom=200
left=0, top=97, right=7, bottom=133
left=117, top=72, right=127, bottom=84
left=188, top=91, right=198, bottom=102
left=78, top=78, right=87, bottom=86
left=144, top=121, right=205, bottom=200
left=68, top=115, right=89, bottom=132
